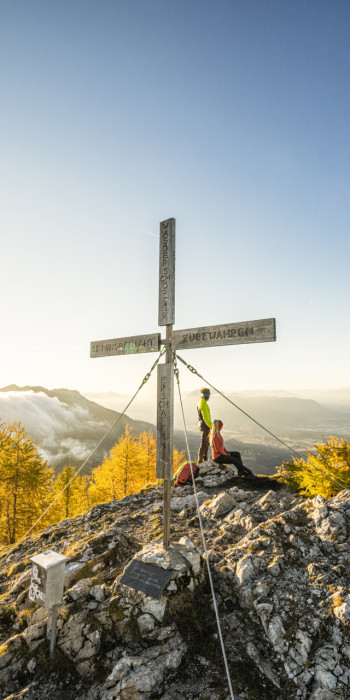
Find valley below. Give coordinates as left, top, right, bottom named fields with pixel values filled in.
left=0, top=385, right=348, bottom=475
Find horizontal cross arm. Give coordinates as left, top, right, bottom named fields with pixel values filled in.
left=90, top=333, right=161, bottom=358
left=172, top=318, right=276, bottom=350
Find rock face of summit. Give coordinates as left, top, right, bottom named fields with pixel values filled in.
left=1, top=463, right=350, bottom=699
left=0, top=385, right=155, bottom=471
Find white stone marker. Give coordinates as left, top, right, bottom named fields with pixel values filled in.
left=29, top=549, right=67, bottom=654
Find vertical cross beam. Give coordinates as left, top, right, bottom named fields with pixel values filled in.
left=156, top=218, right=175, bottom=549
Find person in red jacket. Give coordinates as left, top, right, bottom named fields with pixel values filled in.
left=210, top=419, right=256, bottom=478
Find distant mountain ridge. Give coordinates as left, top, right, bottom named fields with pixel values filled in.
left=0, top=384, right=155, bottom=472
left=0, top=384, right=349, bottom=477
left=86, top=388, right=350, bottom=472
left=87, top=388, right=350, bottom=440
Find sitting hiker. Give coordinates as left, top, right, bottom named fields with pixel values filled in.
left=210, top=419, right=256, bottom=478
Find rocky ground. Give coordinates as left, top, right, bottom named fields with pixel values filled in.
left=1, top=461, right=350, bottom=699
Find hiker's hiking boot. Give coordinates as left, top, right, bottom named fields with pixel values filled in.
left=241, top=468, right=257, bottom=479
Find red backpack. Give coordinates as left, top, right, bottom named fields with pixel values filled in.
left=174, top=461, right=200, bottom=487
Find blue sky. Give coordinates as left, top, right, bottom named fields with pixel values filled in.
left=1, top=0, right=349, bottom=398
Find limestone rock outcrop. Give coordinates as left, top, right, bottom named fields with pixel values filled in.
left=0, top=463, right=350, bottom=699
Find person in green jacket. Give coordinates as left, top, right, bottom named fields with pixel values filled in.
left=197, top=387, right=212, bottom=463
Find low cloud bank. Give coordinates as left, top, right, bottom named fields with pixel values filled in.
left=0, top=391, right=107, bottom=468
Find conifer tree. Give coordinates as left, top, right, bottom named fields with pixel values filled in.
left=89, top=425, right=142, bottom=504
left=50, top=465, right=91, bottom=522
left=277, top=436, right=350, bottom=498
left=173, top=447, right=185, bottom=475
left=138, top=431, right=156, bottom=484
left=89, top=426, right=185, bottom=506
left=80, top=474, right=93, bottom=513
left=0, top=422, right=53, bottom=545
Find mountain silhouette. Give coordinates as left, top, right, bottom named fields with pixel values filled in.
left=0, top=385, right=155, bottom=472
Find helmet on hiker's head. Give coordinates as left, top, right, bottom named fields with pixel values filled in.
left=201, top=387, right=210, bottom=398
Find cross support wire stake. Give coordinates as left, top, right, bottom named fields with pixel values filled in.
left=90, top=217, right=276, bottom=548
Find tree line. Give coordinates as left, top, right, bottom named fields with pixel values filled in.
left=2, top=419, right=349, bottom=550
left=0, top=421, right=183, bottom=548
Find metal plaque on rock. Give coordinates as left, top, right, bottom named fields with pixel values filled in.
left=120, top=560, right=172, bottom=599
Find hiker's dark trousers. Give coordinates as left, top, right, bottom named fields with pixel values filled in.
left=198, top=425, right=211, bottom=463
left=214, top=451, right=251, bottom=476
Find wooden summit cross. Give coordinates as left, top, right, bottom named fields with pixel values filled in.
left=90, top=218, right=276, bottom=548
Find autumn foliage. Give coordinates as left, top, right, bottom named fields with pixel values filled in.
left=89, top=427, right=183, bottom=504
left=0, top=422, right=53, bottom=545
left=0, top=421, right=183, bottom=547
left=277, top=436, right=350, bottom=498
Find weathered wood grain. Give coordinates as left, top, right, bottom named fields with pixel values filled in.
left=156, top=362, right=174, bottom=479
left=172, top=318, right=276, bottom=350
left=158, top=218, right=175, bottom=326
left=90, top=333, right=161, bottom=358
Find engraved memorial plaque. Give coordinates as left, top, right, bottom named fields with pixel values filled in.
left=120, top=560, right=172, bottom=599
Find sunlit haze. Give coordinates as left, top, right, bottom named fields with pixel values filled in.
left=1, top=1, right=349, bottom=401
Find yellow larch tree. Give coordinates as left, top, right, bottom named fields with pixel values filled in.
left=89, top=425, right=142, bottom=504
left=89, top=426, right=185, bottom=506
left=50, top=465, right=92, bottom=523
left=173, top=447, right=185, bottom=475
left=138, top=431, right=156, bottom=485
left=0, top=421, right=54, bottom=546
left=136, top=430, right=184, bottom=485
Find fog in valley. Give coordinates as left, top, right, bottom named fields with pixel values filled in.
left=0, top=385, right=348, bottom=477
